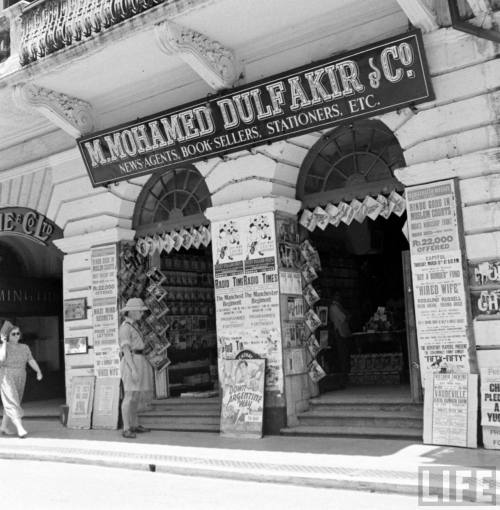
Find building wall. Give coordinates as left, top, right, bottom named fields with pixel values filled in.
left=30, top=23, right=500, bottom=438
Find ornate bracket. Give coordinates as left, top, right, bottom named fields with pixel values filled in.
left=155, top=21, right=240, bottom=91
left=396, top=0, right=439, bottom=32
left=12, top=83, right=95, bottom=138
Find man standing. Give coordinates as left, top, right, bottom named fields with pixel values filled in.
left=329, top=291, right=352, bottom=388
left=119, top=298, right=153, bottom=438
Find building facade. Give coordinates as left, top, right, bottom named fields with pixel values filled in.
left=0, top=0, right=499, bottom=445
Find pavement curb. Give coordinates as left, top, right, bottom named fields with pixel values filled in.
left=0, top=443, right=426, bottom=496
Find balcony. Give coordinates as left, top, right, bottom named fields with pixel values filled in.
left=0, top=0, right=182, bottom=69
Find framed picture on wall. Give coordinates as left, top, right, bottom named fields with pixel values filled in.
left=64, top=336, right=88, bottom=355
left=64, top=298, right=88, bottom=321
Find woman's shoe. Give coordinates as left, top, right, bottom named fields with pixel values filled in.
left=122, top=429, right=136, bottom=439
left=17, top=431, right=27, bottom=439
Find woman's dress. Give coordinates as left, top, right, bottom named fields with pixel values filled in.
left=0, top=343, right=33, bottom=420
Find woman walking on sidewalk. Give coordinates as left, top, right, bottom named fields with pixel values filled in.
left=0, top=321, right=43, bottom=438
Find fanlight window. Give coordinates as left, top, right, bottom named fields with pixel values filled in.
left=133, top=167, right=211, bottom=232
left=297, top=120, right=405, bottom=200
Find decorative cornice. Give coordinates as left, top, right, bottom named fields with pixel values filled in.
left=12, top=83, right=95, bottom=138
left=155, top=20, right=239, bottom=90
left=205, top=196, right=302, bottom=222
left=54, top=227, right=136, bottom=254
left=396, top=0, right=439, bottom=32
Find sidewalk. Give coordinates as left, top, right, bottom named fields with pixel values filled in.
left=1, top=415, right=499, bottom=499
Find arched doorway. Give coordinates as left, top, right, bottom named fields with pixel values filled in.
left=132, top=166, right=218, bottom=419
left=296, top=120, right=420, bottom=402
left=0, top=208, right=64, bottom=402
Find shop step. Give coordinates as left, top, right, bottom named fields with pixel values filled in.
left=309, top=402, right=423, bottom=413
left=297, top=410, right=422, bottom=429
left=141, top=414, right=219, bottom=426
left=139, top=420, right=220, bottom=433
left=280, top=425, right=423, bottom=439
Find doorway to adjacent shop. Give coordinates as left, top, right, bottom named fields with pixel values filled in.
left=132, top=165, right=220, bottom=432
left=0, top=208, right=64, bottom=404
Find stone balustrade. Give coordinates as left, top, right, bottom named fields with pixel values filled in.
left=17, top=0, right=168, bottom=66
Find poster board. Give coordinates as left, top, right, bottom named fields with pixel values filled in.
left=67, top=376, right=95, bottom=429
left=480, top=367, right=500, bottom=449
left=220, top=358, right=265, bottom=438
left=91, top=377, right=121, bottom=429
left=91, top=244, right=121, bottom=378
left=423, top=373, right=478, bottom=448
left=212, top=212, right=283, bottom=394
left=406, top=179, right=475, bottom=384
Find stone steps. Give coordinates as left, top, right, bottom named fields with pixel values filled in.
left=280, top=425, right=423, bottom=439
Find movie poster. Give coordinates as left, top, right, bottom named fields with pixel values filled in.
left=220, top=359, right=265, bottom=438
left=212, top=212, right=283, bottom=393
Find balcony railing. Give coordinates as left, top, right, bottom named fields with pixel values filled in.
left=18, top=0, right=169, bottom=66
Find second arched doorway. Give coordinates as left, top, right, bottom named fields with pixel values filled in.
left=295, top=119, right=421, bottom=404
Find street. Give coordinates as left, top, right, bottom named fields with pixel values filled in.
left=0, top=458, right=428, bottom=510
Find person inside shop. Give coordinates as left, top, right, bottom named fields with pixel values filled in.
left=119, top=298, right=154, bottom=439
left=0, top=320, right=43, bottom=438
left=328, top=291, right=352, bottom=388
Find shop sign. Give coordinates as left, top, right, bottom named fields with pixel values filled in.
left=78, top=30, right=433, bottom=187
left=0, top=207, right=62, bottom=245
left=469, top=260, right=500, bottom=287
left=423, top=373, right=478, bottom=448
left=0, top=276, right=61, bottom=315
left=406, top=179, right=474, bottom=382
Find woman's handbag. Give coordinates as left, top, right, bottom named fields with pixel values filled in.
left=0, top=339, right=6, bottom=362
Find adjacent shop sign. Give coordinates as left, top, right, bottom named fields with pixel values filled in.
left=468, top=260, right=500, bottom=319
left=91, top=244, right=121, bottom=378
left=406, top=179, right=474, bottom=382
left=78, top=30, right=433, bottom=187
left=481, top=367, right=500, bottom=429
left=423, top=373, right=478, bottom=448
left=0, top=276, right=61, bottom=316
left=0, top=207, right=62, bottom=245
left=220, top=358, right=265, bottom=438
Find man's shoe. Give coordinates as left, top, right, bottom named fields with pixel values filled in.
left=122, top=429, right=136, bottom=439
left=133, top=425, right=150, bottom=433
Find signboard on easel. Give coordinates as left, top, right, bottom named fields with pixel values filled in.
left=67, top=376, right=95, bottom=429
left=423, top=373, right=478, bottom=448
left=220, top=358, right=265, bottom=438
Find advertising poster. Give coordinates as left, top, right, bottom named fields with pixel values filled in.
left=67, top=376, right=95, bottom=430
left=406, top=180, right=472, bottom=382
left=212, top=212, right=283, bottom=393
left=92, top=377, right=121, bottom=429
left=481, top=367, right=500, bottom=428
left=423, top=373, right=477, bottom=448
left=91, top=244, right=121, bottom=378
left=220, top=359, right=265, bottom=438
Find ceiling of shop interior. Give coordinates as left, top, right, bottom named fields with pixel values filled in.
left=0, top=0, right=408, bottom=169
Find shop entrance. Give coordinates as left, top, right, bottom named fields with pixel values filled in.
left=312, top=213, right=412, bottom=396
left=296, top=119, right=421, bottom=404
left=132, top=166, right=220, bottom=430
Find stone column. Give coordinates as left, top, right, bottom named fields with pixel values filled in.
left=206, top=196, right=307, bottom=434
